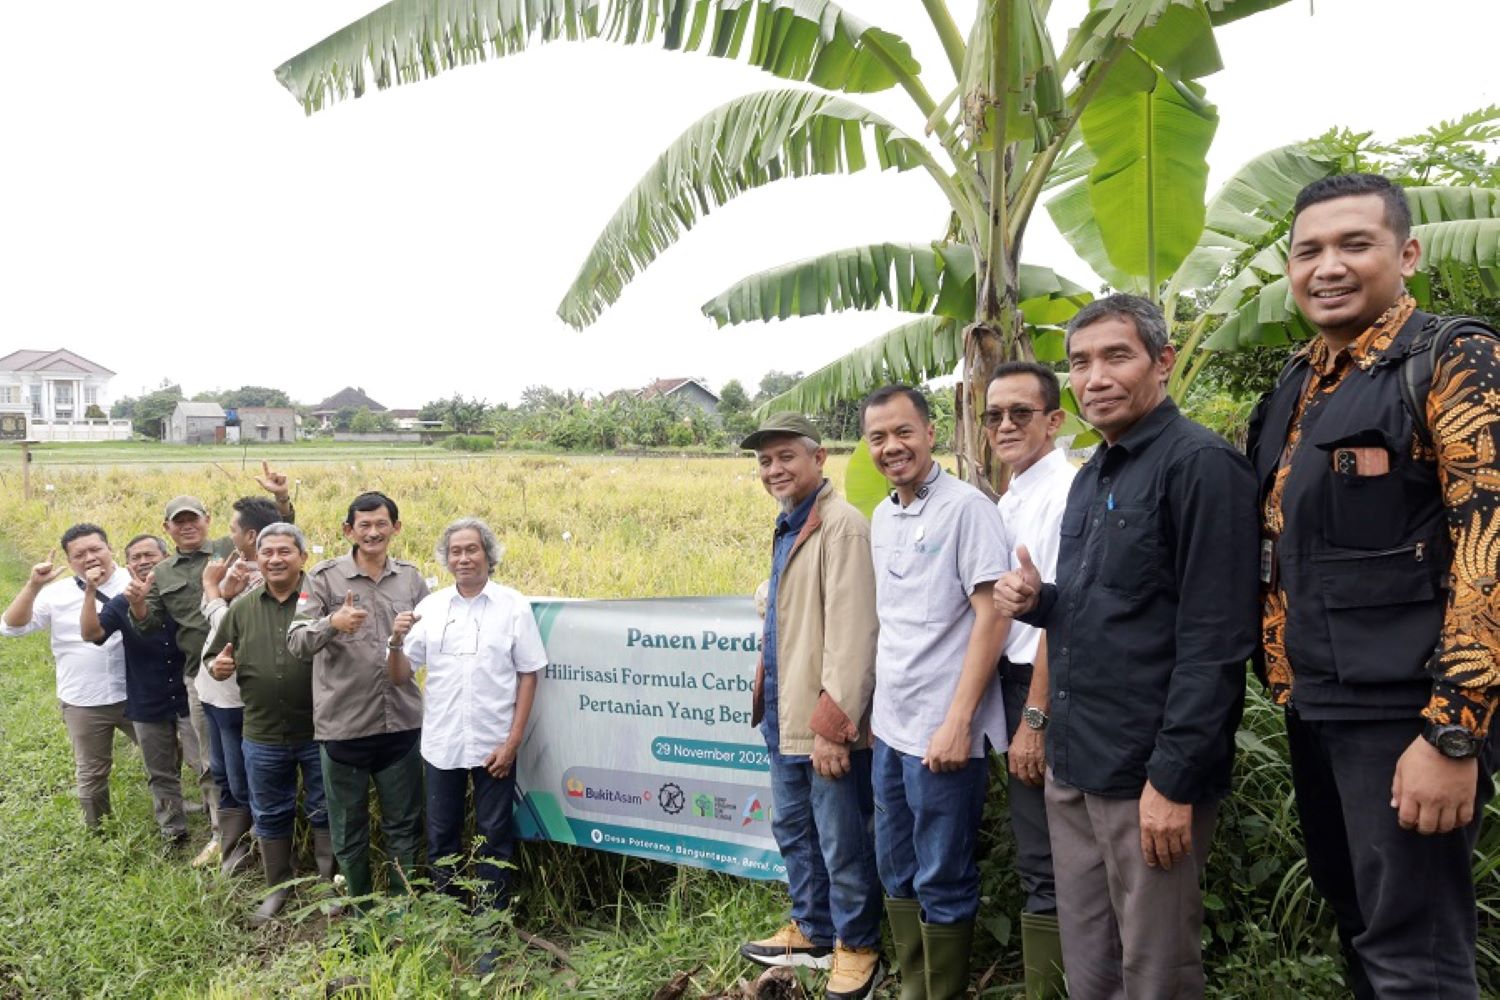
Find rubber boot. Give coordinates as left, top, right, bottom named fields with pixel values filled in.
left=218, top=807, right=255, bottom=877
left=312, top=827, right=338, bottom=881
left=1020, top=912, right=1066, bottom=999
left=920, top=919, right=974, bottom=1000
left=885, top=897, right=926, bottom=1000
left=250, top=837, right=294, bottom=927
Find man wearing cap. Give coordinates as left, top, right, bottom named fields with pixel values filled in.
left=128, top=464, right=294, bottom=846
left=737, top=412, right=884, bottom=1000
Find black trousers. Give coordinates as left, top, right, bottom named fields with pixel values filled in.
left=1285, top=710, right=1496, bottom=1000
left=1000, top=659, right=1057, bottom=914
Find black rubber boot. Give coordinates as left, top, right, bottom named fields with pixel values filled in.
left=218, top=807, right=255, bottom=877
left=250, top=837, right=294, bottom=927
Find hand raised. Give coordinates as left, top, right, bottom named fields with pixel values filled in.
left=390, top=611, right=422, bottom=644
left=253, top=460, right=289, bottom=500
left=124, top=569, right=154, bottom=606
left=994, top=545, right=1042, bottom=618
left=210, top=642, right=237, bottom=681
left=83, top=564, right=110, bottom=590
left=28, top=551, right=64, bottom=588
left=202, top=550, right=238, bottom=590
left=329, top=590, right=368, bottom=634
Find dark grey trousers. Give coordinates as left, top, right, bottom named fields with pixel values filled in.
left=1000, top=661, right=1056, bottom=914
left=133, top=719, right=188, bottom=839
left=1286, top=711, right=1497, bottom=1000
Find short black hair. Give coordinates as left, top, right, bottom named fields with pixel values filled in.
left=232, top=496, right=282, bottom=536
left=1066, top=293, right=1171, bottom=362
left=988, top=362, right=1061, bottom=412
left=860, top=385, right=931, bottom=430
left=61, top=523, right=108, bottom=553
left=1292, top=173, right=1411, bottom=243
left=124, top=534, right=168, bottom=556
left=345, top=491, right=399, bottom=526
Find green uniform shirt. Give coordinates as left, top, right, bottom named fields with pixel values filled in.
left=204, top=576, right=314, bottom=745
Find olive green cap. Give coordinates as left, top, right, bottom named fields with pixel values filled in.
left=739, top=412, right=821, bottom=451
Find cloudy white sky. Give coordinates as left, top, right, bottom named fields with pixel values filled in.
left=3, top=1, right=1495, bottom=409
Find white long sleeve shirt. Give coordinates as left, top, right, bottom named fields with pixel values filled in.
left=2, top=569, right=130, bottom=706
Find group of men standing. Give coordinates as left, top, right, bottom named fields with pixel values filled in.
left=739, top=174, right=1499, bottom=1000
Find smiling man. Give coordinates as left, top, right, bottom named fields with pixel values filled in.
left=736, top=412, right=883, bottom=1000
left=994, top=294, right=1260, bottom=998
left=288, top=492, right=427, bottom=907
left=1248, top=173, right=1500, bottom=998
left=862, top=385, right=1009, bottom=1000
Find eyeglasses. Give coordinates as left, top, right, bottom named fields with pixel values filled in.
left=981, top=407, right=1047, bottom=429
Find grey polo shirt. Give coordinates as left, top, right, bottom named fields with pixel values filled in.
left=286, top=553, right=428, bottom=741
left=870, top=465, right=1009, bottom=758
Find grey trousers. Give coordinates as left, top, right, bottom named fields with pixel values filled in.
left=133, top=719, right=188, bottom=839
left=1000, top=662, right=1056, bottom=914
left=183, top=679, right=220, bottom=833
left=1045, top=774, right=1217, bottom=1000
left=59, top=701, right=135, bottom=828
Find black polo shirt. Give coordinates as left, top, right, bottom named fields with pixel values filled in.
left=95, top=592, right=189, bottom=723
left=1020, top=398, right=1260, bottom=803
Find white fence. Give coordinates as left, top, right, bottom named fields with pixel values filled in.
left=29, top=418, right=134, bottom=442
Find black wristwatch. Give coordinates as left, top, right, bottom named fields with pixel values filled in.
left=1022, top=706, right=1049, bottom=731
left=1422, top=723, right=1483, bottom=760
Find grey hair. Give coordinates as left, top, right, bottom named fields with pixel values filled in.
left=435, top=517, right=505, bottom=574
left=1065, top=293, right=1170, bottom=361
left=256, top=522, right=307, bottom=554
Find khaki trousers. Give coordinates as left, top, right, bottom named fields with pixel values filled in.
left=182, top=680, right=221, bottom=833
left=1045, top=774, right=1217, bottom=1000
left=59, top=701, right=135, bottom=828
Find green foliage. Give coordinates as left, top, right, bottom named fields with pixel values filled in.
left=110, top=381, right=184, bottom=439
left=195, top=385, right=296, bottom=409
left=348, top=407, right=397, bottom=433
left=421, top=395, right=492, bottom=434
left=755, top=370, right=804, bottom=404
left=715, top=379, right=756, bottom=441
left=84, top=404, right=106, bottom=420
left=440, top=433, right=497, bottom=452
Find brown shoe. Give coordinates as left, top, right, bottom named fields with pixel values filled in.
left=826, top=943, right=885, bottom=1000
left=739, top=921, right=834, bottom=969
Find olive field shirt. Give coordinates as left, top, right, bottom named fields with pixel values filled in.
left=130, top=537, right=236, bottom=677
left=203, top=577, right=314, bottom=745
left=286, top=554, right=429, bottom=741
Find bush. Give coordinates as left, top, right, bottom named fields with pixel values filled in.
left=440, top=433, right=497, bottom=452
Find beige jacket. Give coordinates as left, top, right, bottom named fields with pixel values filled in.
left=751, top=481, right=878, bottom=756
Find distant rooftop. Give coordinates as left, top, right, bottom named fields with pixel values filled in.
left=0, top=348, right=115, bottom=377
left=313, top=386, right=386, bottom=412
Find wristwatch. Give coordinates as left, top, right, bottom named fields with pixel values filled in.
left=1022, top=706, right=1049, bottom=731
left=1422, top=722, right=1483, bottom=759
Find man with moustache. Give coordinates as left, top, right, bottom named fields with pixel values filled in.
left=2, top=525, right=134, bottom=830
left=288, top=491, right=428, bottom=907
left=861, top=385, right=1009, bottom=1000
left=79, top=534, right=193, bottom=846
left=983, top=362, right=1075, bottom=997
left=995, top=294, right=1259, bottom=998
left=1248, top=173, right=1500, bottom=997
left=736, top=413, right=884, bottom=1000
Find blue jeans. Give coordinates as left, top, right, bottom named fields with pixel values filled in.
left=872, top=739, right=989, bottom=925
left=768, top=747, right=883, bottom=948
left=426, top=762, right=516, bottom=911
left=241, top=738, right=327, bottom=839
left=202, top=703, right=248, bottom=811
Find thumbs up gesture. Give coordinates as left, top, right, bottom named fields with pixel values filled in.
left=329, top=590, right=368, bottom=634
left=994, top=545, right=1043, bottom=619
left=210, top=642, right=237, bottom=681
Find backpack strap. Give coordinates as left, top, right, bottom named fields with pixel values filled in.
left=1400, top=316, right=1500, bottom=450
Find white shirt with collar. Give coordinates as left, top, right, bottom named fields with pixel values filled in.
left=997, top=446, right=1077, bottom=667
left=1, top=567, right=130, bottom=706
left=404, top=579, right=548, bottom=770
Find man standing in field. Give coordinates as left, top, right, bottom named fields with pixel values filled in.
left=79, top=534, right=194, bottom=847
left=128, top=466, right=295, bottom=849
left=1247, top=173, right=1500, bottom=997
left=288, top=491, right=427, bottom=907
left=862, top=386, right=1009, bottom=1000
left=737, top=413, right=884, bottom=1000
left=2, top=524, right=134, bottom=830
left=995, top=294, right=1259, bottom=998
left=983, top=362, right=1075, bottom=997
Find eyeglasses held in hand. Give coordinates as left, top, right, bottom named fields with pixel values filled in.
left=981, top=407, right=1047, bottom=429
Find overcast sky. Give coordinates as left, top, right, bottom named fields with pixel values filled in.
left=4, top=1, right=1495, bottom=409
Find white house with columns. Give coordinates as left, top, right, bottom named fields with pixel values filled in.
left=0, top=348, right=132, bottom=441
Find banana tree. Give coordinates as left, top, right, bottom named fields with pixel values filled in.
left=277, top=0, right=1296, bottom=490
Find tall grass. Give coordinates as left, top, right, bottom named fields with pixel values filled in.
left=0, top=453, right=1495, bottom=997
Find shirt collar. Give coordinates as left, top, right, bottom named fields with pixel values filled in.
left=1102, top=396, right=1179, bottom=458
left=258, top=573, right=307, bottom=606
left=1303, top=293, right=1416, bottom=376
left=450, top=579, right=502, bottom=605
left=775, top=480, right=824, bottom=536
left=893, top=462, right=945, bottom=516
left=1006, top=447, right=1068, bottom=501
left=340, top=553, right=395, bottom=580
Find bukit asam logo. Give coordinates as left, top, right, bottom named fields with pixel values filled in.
left=566, top=778, right=585, bottom=798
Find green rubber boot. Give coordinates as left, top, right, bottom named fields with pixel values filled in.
left=1020, top=912, right=1066, bottom=999
left=920, top=919, right=975, bottom=1000
left=885, top=897, right=927, bottom=1000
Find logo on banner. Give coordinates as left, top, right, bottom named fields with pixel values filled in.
left=566, top=778, right=585, bottom=798
left=741, top=795, right=767, bottom=826
left=658, top=782, right=686, bottom=815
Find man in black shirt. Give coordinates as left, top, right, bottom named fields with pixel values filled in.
left=996, top=293, right=1260, bottom=998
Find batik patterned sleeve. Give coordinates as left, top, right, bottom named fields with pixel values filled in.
left=1422, top=332, right=1500, bottom=736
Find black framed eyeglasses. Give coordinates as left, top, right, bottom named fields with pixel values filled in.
left=981, top=407, right=1047, bottom=429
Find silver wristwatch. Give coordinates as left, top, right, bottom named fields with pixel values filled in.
left=1022, top=706, right=1049, bottom=731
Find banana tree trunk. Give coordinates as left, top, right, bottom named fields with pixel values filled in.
left=957, top=262, right=1029, bottom=498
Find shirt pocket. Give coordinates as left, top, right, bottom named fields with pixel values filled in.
left=1097, top=504, right=1159, bottom=596
left=1314, top=543, right=1442, bottom=686
left=1314, top=427, right=1409, bottom=551
left=873, top=537, right=939, bottom=623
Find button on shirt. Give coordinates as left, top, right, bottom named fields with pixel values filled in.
left=96, top=591, right=188, bottom=722
left=997, top=447, right=1076, bottom=667
left=1, top=569, right=129, bottom=707
left=404, top=581, right=548, bottom=770
left=203, top=577, right=315, bottom=745
left=761, top=484, right=821, bottom=760
left=1019, top=399, right=1259, bottom=803
left=870, top=465, right=1009, bottom=758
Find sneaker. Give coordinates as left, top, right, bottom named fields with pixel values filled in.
left=825, top=944, right=885, bottom=1000
left=739, top=922, right=834, bottom=969
left=191, top=837, right=221, bottom=868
